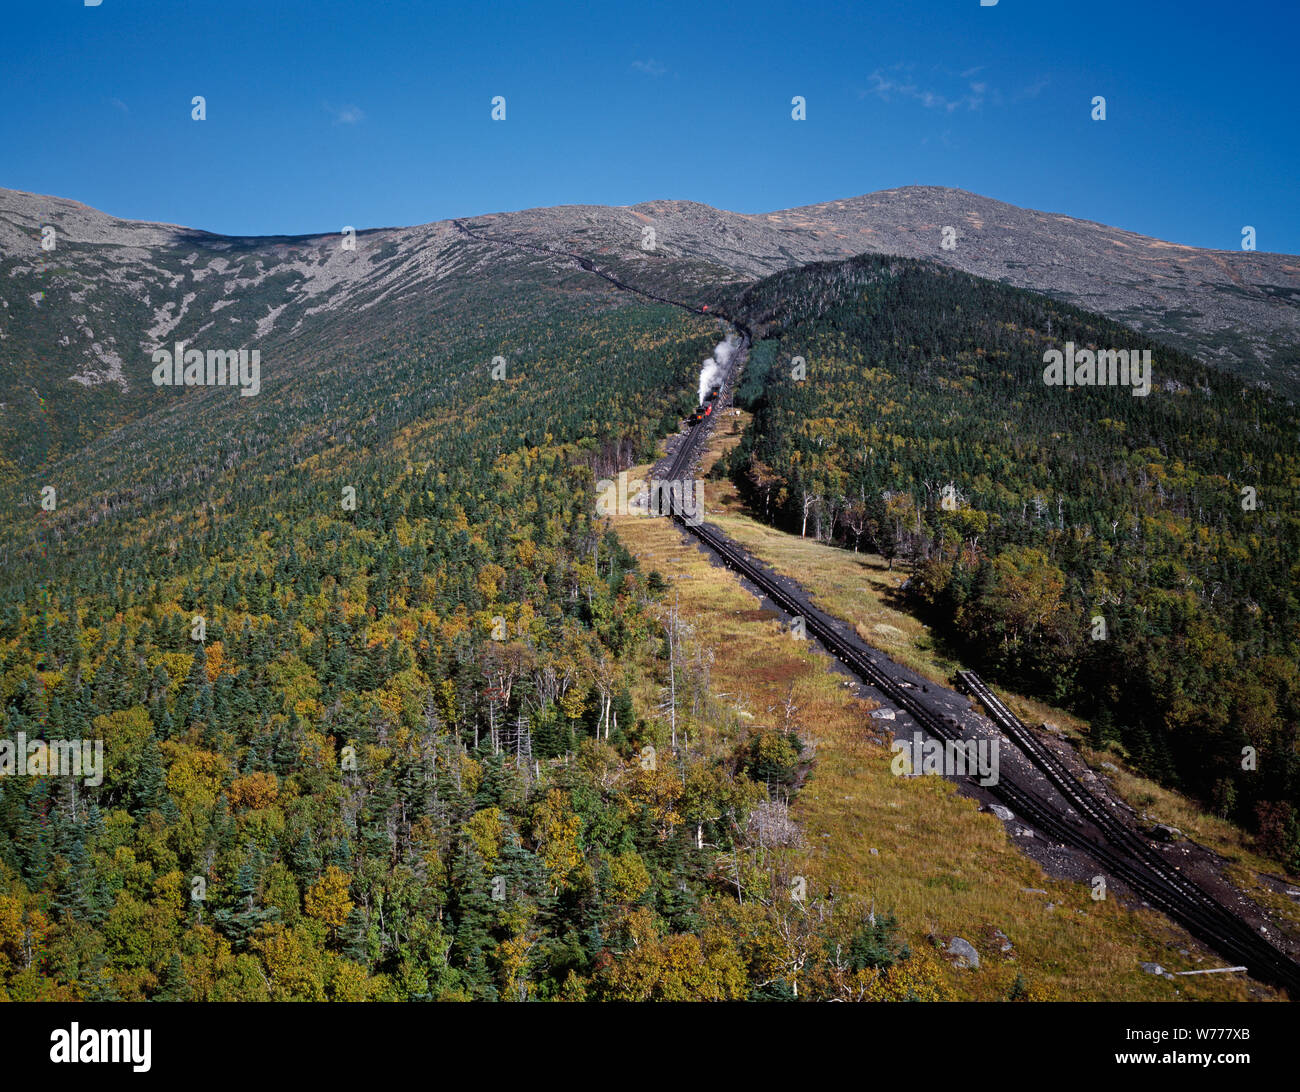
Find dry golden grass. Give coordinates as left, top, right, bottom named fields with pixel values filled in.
left=603, top=418, right=1281, bottom=1000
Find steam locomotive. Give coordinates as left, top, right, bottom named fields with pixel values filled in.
left=687, top=385, right=722, bottom=425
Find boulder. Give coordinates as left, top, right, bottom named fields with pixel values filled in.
left=1145, top=823, right=1183, bottom=842
left=982, top=804, right=1015, bottom=822
left=1139, top=961, right=1175, bottom=980
left=946, top=937, right=980, bottom=970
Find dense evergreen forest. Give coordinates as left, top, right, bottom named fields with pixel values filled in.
left=716, top=254, right=1300, bottom=867
left=0, top=262, right=935, bottom=1001
left=4, top=232, right=1294, bottom=1001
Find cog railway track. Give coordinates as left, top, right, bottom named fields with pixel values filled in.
left=455, top=218, right=1300, bottom=994
left=662, top=389, right=1300, bottom=996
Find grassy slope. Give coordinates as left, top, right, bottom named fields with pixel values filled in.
left=609, top=410, right=1282, bottom=1000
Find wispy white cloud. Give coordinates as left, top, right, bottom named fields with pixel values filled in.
left=862, top=65, right=988, bottom=112
left=631, top=58, right=667, bottom=77
left=109, top=97, right=129, bottom=114
left=329, top=103, right=366, bottom=125
left=1013, top=78, right=1049, bottom=102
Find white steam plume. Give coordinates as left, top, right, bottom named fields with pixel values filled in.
left=697, top=337, right=736, bottom=403
left=697, top=360, right=721, bottom=404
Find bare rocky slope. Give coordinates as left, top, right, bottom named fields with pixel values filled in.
left=2, top=183, right=1297, bottom=468
left=477, top=187, right=1300, bottom=391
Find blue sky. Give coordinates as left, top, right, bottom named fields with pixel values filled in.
left=3, top=0, right=1297, bottom=252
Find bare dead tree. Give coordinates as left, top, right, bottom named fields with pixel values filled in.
left=664, top=594, right=680, bottom=749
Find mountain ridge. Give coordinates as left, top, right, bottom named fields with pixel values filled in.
left=7, top=181, right=1297, bottom=370
left=3, top=183, right=1298, bottom=472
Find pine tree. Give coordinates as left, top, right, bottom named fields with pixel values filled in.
left=212, top=855, right=279, bottom=950
left=448, top=843, right=498, bottom=1000
left=154, top=952, right=192, bottom=1001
